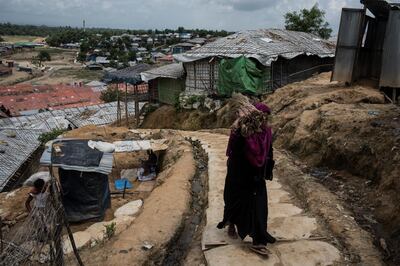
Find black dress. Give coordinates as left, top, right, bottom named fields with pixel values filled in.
left=217, top=131, right=274, bottom=245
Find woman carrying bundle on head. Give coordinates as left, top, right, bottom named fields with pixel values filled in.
left=217, top=98, right=276, bottom=257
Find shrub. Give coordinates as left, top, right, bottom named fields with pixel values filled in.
left=100, top=87, right=121, bottom=103
left=104, top=222, right=116, bottom=239
left=38, top=128, right=66, bottom=144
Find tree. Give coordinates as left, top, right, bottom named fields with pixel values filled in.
left=38, top=50, right=51, bottom=61
left=109, top=60, right=118, bottom=68
left=32, top=50, right=51, bottom=67
left=0, top=36, right=4, bottom=42
left=284, top=4, right=332, bottom=39
left=121, top=35, right=132, bottom=50
left=77, top=51, right=87, bottom=63
left=128, top=50, right=136, bottom=61
left=100, top=87, right=120, bottom=102
left=177, top=26, right=185, bottom=33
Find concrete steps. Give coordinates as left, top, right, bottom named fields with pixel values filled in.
left=181, top=131, right=342, bottom=266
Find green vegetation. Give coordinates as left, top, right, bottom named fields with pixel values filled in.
left=104, top=222, right=116, bottom=239
left=32, top=50, right=51, bottom=67
left=0, top=36, right=3, bottom=42
left=77, top=51, right=87, bottom=63
left=100, top=87, right=121, bottom=103
left=186, top=95, right=206, bottom=105
left=0, top=23, right=230, bottom=46
left=46, top=29, right=88, bottom=47
left=38, top=50, right=51, bottom=61
left=38, top=129, right=66, bottom=144
left=284, top=4, right=332, bottom=39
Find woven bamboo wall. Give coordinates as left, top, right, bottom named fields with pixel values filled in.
left=185, top=58, right=219, bottom=94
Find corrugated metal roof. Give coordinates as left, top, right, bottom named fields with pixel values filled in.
left=174, top=29, right=335, bottom=66
left=0, top=101, right=145, bottom=191
left=0, top=84, right=102, bottom=116
left=0, top=101, right=145, bottom=131
left=0, top=129, right=43, bottom=190
left=68, top=102, right=145, bottom=127
left=141, top=63, right=185, bottom=82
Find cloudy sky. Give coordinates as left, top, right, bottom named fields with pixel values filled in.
left=0, top=0, right=364, bottom=33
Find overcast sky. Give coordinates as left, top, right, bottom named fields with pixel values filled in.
left=0, top=0, right=364, bottom=34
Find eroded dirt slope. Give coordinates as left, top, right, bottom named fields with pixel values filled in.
left=264, top=72, right=400, bottom=263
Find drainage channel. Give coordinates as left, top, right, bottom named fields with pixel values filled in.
left=151, top=139, right=209, bottom=266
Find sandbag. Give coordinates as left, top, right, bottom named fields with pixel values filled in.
left=24, top=172, right=51, bottom=187
left=121, top=169, right=138, bottom=182
left=88, top=140, right=115, bottom=153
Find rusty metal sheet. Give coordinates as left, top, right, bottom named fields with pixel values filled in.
left=332, top=8, right=365, bottom=83
left=380, top=10, right=400, bottom=88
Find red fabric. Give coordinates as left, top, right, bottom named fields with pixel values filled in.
left=245, top=126, right=272, bottom=167
left=245, top=103, right=272, bottom=167
left=226, top=103, right=273, bottom=167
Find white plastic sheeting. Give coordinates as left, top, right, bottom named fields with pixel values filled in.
left=140, top=63, right=185, bottom=82
left=113, top=139, right=168, bottom=152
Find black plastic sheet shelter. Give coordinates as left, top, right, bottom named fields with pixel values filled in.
left=50, top=139, right=111, bottom=222
left=59, top=168, right=111, bottom=222
left=103, top=64, right=152, bottom=85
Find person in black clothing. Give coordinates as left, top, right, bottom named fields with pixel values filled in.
left=217, top=102, right=275, bottom=257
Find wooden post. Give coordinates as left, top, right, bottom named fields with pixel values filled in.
left=117, top=84, right=121, bottom=126
left=271, top=62, right=274, bottom=91
left=53, top=220, right=64, bottom=266
left=49, top=144, right=84, bottom=266
left=122, top=180, right=127, bottom=199
left=194, top=61, right=197, bottom=90
left=0, top=217, right=3, bottom=253
left=134, top=85, right=140, bottom=127
left=393, top=88, right=397, bottom=104
left=280, top=60, right=283, bottom=88
left=64, top=219, right=84, bottom=266
left=125, top=82, right=128, bottom=127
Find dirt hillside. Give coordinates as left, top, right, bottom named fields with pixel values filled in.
left=263, top=72, right=400, bottom=262
left=141, top=97, right=244, bottom=130
left=141, top=72, right=400, bottom=262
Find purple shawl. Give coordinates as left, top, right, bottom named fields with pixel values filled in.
left=227, top=103, right=272, bottom=167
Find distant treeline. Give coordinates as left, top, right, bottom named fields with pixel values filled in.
left=0, top=23, right=231, bottom=46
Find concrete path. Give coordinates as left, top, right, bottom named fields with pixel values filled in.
left=182, top=131, right=342, bottom=266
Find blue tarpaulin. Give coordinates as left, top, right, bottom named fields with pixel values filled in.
left=114, top=178, right=133, bottom=190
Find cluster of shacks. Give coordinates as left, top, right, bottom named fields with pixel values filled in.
left=142, top=29, right=336, bottom=105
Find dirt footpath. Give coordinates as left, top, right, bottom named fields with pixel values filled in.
left=180, top=131, right=381, bottom=266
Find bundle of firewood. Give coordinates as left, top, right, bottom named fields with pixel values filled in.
left=231, top=93, right=268, bottom=137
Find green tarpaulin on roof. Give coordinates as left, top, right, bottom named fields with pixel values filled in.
left=217, top=56, right=266, bottom=96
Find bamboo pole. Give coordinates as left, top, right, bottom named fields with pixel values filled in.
left=125, top=83, right=128, bottom=128
left=117, top=84, right=121, bottom=126
left=134, top=85, right=139, bottom=127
